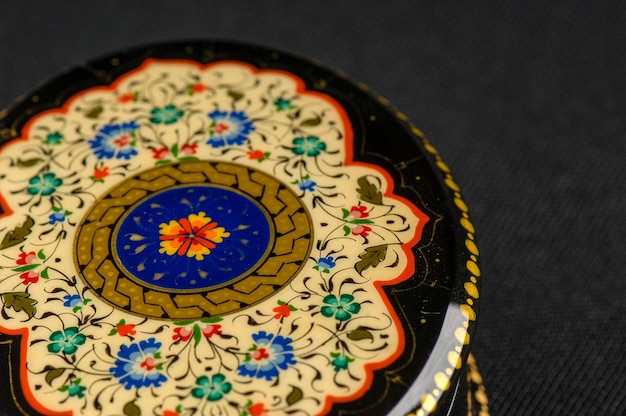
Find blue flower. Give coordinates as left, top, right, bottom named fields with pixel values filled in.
left=238, top=331, right=296, bottom=381
left=314, top=256, right=336, bottom=273
left=88, top=121, right=139, bottom=160
left=291, top=175, right=316, bottom=192
left=27, top=173, right=63, bottom=196
left=191, top=374, right=232, bottom=401
left=49, top=208, right=70, bottom=224
left=206, top=110, right=255, bottom=148
left=63, top=294, right=82, bottom=308
left=110, top=338, right=167, bottom=390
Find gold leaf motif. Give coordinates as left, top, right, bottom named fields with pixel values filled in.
left=0, top=215, right=35, bottom=250
left=286, top=385, right=303, bottom=405
left=347, top=328, right=374, bottom=341
left=1, top=292, right=38, bottom=319
left=85, top=105, right=103, bottom=119
left=45, top=368, right=66, bottom=386
left=123, top=400, right=141, bottom=416
left=355, top=245, right=388, bottom=274
left=300, top=116, right=321, bottom=127
left=227, top=90, right=244, bottom=102
left=17, top=157, right=43, bottom=168
left=356, top=176, right=383, bottom=205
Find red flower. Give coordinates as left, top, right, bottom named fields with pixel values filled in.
left=117, top=93, right=135, bottom=103
left=247, top=150, right=266, bottom=160
left=16, top=251, right=37, bottom=265
left=273, top=303, right=292, bottom=320
left=152, top=146, right=171, bottom=160
left=116, top=323, right=136, bottom=337
left=201, top=324, right=222, bottom=339
left=19, top=271, right=39, bottom=285
left=347, top=205, right=369, bottom=219
left=92, top=166, right=110, bottom=181
left=162, top=411, right=179, bottom=416
left=248, top=402, right=269, bottom=416
left=180, top=143, right=198, bottom=156
left=172, top=327, right=192, bottom=342
left=351, top=224, right=371, bottom=238
left=189, top=83, right=207, bottom=93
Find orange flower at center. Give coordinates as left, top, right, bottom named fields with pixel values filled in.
left=158, top=212, right=230, bottom=260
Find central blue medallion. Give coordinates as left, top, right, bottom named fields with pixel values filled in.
left=113, top=185, right=273, bottom=291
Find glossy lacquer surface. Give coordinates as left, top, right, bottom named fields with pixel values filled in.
left=0, top=42, right=481, bottom=416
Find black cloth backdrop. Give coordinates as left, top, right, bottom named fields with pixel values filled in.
left=1, top=1, right=624, bottom=414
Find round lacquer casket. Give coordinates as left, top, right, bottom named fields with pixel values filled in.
left=0, top=42, right=486, bottom=416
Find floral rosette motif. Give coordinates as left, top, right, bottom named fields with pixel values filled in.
left=0, top=60, right=428, bottom=415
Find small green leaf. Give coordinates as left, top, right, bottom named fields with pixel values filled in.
left=17, top=158, right=43, bottom=168
left=193, top=324, right=202, bottom=347
left=1, top=216, right=35, bottom=250
left=45, top=367, right=66, bottom=386
left=1, top=292, right=37, bottom=319
left=286, top=385, right=303, bottom=405
left=355, top=245, right=388, bottom=274
left=347, top=328, right=374, bottom=341
left=171, top=143, right=179, bottom=158
left=37, top=249, right=46, bottom=260
left=356, top=176, right=383, bottom=205
left=85, top=105, right=103, bottom=119
left=40, top=267, right=49, bottom=279
left=12, top=264, right=40, bottom=272
left=200, top=317, right=223, bottom=323
left=108, top=328, right=118, bottom=336
left=227, top=89, right=244, bottom=102
left=173, top=320, right=195, bottom=326
left=123, top=400, right=141, bottom=416
left=343, top=225, right=351, bottom=236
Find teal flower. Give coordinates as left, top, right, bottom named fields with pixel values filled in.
left=291, top=136, right=326, bottom=157
left=59, top=379, right=87, bottom=398
left=191, top=374, right=232, bottom=401
left=330, top=352, right=355, bottom=371
left=150, top=105, right=184, bottom=125
left=47, top=327, right=86, bottom=355
left=274, top=97, right=295, bottom=111
left=44, top=131, right=63, bottom=145
left=27, top=172, right=63, bottom=196
left=320, top=294, right=361, bottom=321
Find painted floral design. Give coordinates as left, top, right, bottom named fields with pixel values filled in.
left=291, top=136, right=326, bottom=157
left=330, top=352, right=355, bottom=372
left=206, top=110, right=255, bottom=148
left=150, top=105, right=184, bottom=125
left=159, top=212, right=230, bottom=260
left=321, top=294, right=361, bottom=321
left=191, top=374, right=232, bottom=402
left=88, top=121, right=139, bottom=159
left=238, top=332, right=297, bottom=381
left=110, top=338, right=167, bottom=390
left=47, top=327, right=86, bottom=355
left=13, top=250, right=48, bottom=285
left=0, top=60, right=427, bottom=416
left=59, top=379, right=87, bottom=398
left=27, top=172, right=62, bottom=196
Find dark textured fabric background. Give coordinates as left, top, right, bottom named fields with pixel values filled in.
left=1, top=1, right=625, bottom=414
